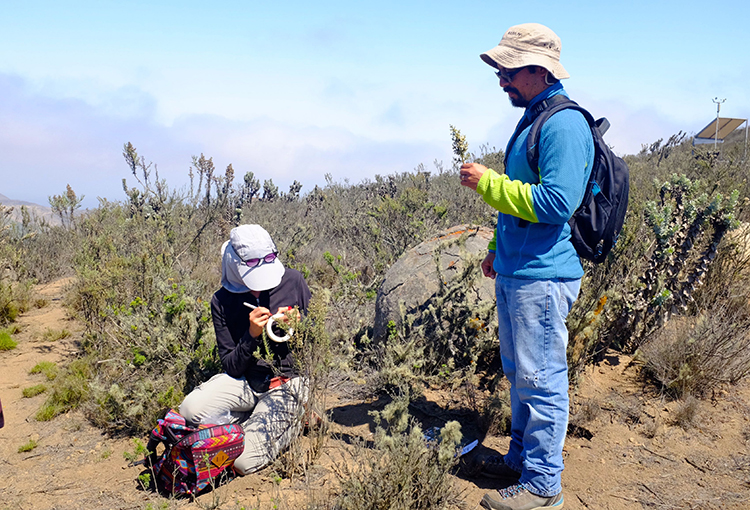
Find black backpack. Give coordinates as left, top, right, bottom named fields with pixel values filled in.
left=505, top=95, right=630, bottom=263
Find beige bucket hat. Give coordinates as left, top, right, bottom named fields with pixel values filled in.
left=480, top=23, right=569, bottom=80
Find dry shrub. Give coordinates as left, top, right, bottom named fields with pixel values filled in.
left=731, top=454, right=750, bottom=486
left=41, top=327, right=70, bottom=342
left=332, top=391, right=464, bottom=510
left=638, top=304, right=750, bottom=399
left=641, top=415, right=663, bottom=439
left=569, top=398, right=602, bottom=429
left=672, top=395, right=701, bottom=430
left=480, top=388, right=512, bottom=436
left=273, top=292, right=333, bottom=479
left=607, top=392, right=645, bottom=426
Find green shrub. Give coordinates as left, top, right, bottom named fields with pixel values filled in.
left=18, top=439, right=38, bottom=453
left=0, top=330, right=17, bottom=350
left=41, top=328, right=70, bottom=342
left=3, top=129, right=747, bottom=454
left=79, top=279, right=216, bottom=433
left=35, top=144, right=244, bottom=433
left=274, top=291, right=333, bottom=478
left=567, top=146, right=746, bottom=380
left=0, top=296, right=19, bottom=323
left=29, top=361, right=57, bottom=380
left=36, top=358, right=91, bottom=421
left=0, top=280, right=33, bottom=325
left=22, top=384, right=47, bottom=398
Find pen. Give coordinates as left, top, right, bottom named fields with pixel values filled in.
left=243, top=302, right=257, bottom=310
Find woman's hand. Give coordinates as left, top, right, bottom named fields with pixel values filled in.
left=248, top=307, right=272, bottom=338
left=276, top=306, right=299, bottom=323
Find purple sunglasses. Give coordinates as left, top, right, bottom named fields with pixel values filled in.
left=241, top=252, right=278, bottom=268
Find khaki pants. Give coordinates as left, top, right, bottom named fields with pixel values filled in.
left=179, top=373, right=308, bottom=475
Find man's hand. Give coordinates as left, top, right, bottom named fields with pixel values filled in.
left=481, top=252, right=497, bottom=279
left=248, top=307, right=272, bottom=338
left=459, top=162, right=488, bottom=191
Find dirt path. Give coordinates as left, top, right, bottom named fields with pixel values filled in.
left=0, top=279, right=146, bottom=509
left=1, top=279, right=749, bottom=509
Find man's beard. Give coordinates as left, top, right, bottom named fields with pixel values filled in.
left=504, top=87, right=529, bottom=108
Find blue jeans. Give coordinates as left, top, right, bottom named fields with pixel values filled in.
left=495, top=276, right=580, bottom=497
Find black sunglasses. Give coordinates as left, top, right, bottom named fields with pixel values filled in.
left=241, top=252, right=278, bottom=268
left=496, top=67, right=524, bottom=82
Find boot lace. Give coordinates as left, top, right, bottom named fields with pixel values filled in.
left=497, top=483, right=528, bottom=499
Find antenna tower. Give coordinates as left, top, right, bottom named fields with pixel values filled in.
left=712, top=97, right=726, bottom=149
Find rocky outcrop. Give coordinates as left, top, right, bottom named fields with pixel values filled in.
left=373, top=224, right=496, bottom=342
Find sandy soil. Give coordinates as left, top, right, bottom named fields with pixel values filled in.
left=1, top=279, right=749, bottom=509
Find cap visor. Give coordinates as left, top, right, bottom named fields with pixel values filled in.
left=239, top=260, right=285, bottom=291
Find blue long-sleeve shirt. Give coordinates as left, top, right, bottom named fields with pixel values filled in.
left=477, top=83, right=594, bottom=279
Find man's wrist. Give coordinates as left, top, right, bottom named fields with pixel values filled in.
left=476, top=168, right=496, bottom=195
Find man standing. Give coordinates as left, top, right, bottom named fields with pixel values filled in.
left=460, top=23, right=594, bottom=510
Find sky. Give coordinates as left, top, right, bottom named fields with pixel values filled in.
left=1, top=0, right=749, bottom=208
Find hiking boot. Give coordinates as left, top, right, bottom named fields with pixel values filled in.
left=473, top=454, right=522, bottom=480
left=480, top=483, right=564, bottom=510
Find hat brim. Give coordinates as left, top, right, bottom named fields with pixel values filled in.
left=225, top=243, right=285, bottom=291
left=480, top=46, right=570, bottom=80
left=238, top=259, right=285, bottom=291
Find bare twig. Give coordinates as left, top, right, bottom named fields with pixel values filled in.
left=30, top=482, right=79, bottom=494
left=685, top=457, right=708, bottom=473
left=641, top=445, right=676, bottom=462
left=610, top=493, right=639, bottom=502
left=640, top=482, right=665, bottom=503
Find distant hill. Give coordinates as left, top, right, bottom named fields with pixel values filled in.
left=0, top=193, right=62, bottom=226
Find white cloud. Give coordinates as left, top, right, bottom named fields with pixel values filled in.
left=0, top=73, right=445, bottom=208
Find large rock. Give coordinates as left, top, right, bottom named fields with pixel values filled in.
left=373, top=224, right=496, bottom=342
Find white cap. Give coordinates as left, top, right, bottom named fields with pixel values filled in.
left=223, top=224, right=284, bottom=291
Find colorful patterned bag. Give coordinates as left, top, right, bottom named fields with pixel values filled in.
left=146, top=409, right=245, bottom=496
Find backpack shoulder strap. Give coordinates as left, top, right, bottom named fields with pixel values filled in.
left=502, top=94, right=572, bottom=169
left=526, top=99, right=600, bottom=172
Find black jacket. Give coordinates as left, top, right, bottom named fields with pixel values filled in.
left=211, top=268, right=311, bottom=391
